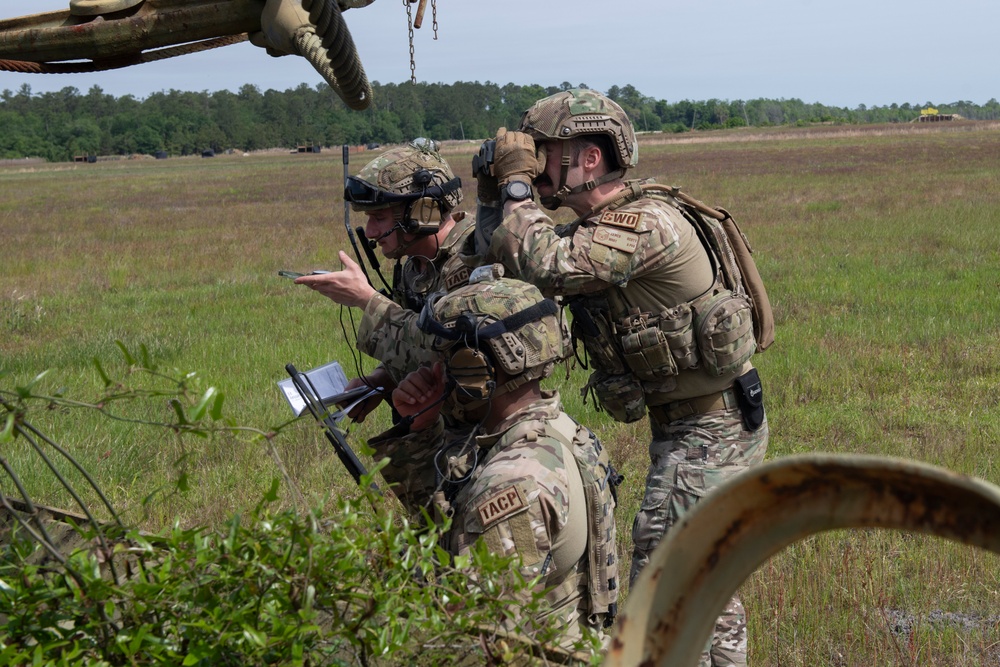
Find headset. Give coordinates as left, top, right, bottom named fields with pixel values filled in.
left=345, top=169, right=462, bottom=237
left=418, top=297, right=560, bottom=403
left=445, top=314, right=497, bottom=403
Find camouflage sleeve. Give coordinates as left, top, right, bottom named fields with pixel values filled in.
left=452, top=435, right=573, bottom=575
left=367, top=418, right=445, bottom=514
left=356, top=292, right=438, bottom=385
left=487, top=201, right=678, bottom=297
left=448, top=434, right=591, bottom=639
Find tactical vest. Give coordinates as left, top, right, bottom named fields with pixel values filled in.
left=393, top=212, right=474, bottom=313
left=543, top=413, right=621, bottom=629
left=567, top=184, right=773, bottom=423
left=430, top=411, right=621, bottom=628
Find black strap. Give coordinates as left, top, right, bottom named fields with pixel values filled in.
left=418, top=299, right=559, bottom=342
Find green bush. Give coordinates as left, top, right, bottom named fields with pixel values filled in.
left=0, top=347, right=603, bottom=666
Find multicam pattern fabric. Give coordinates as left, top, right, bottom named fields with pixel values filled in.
left=353, top=141, right=463, bottom=212
left=518, top=88, right=638, bottom=170
left=631, top=407, right=768, bottom=667
left=428, top=276, right=566, bottom=378
left=368, top=392, right=614, bottom=649
left=355, top=213, right=475, bottom=386
left=488, top=194, right=752, bottom=403
left=487, top=188, right=769, bottom=667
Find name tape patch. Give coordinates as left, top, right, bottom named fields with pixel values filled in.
left=593, top=227, right=640, bottom=253
left=598, top=209, right=642, bottom=230
left=477, top=485, right=527, bottom=528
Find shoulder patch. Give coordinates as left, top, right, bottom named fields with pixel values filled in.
left=444, top=266, right=471, bottom=291
left=598, top=209, right=642, bottom=230
left=477, top=484, right=528, bottom=529
left=593, top=226, right=640, bottom=254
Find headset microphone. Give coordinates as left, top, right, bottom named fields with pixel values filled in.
left=368, top=226, right=398, bottom=246
left=358, top=225, right=381, bottom=264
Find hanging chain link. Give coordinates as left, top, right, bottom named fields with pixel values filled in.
left=432, top=0, right=438, bottom=40
left=404, top=0, right=416, bottom=83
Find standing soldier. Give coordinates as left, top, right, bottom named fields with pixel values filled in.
left=475, top=89, right=771, bottom=667
left=370, top=274, right=620, bottom=655
left=295, top=139, right=475, bottom=421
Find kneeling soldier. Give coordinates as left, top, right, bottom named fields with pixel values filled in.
left=369, top=273, right=621, bottom=653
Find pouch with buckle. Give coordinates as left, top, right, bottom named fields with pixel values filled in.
left=733, top=368, right=765, bottom=431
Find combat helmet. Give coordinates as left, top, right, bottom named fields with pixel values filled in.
left=345, top=138, right=463, bottom=234
left=419, top=269, right=567, bottom=404
left=518, top=88, right=638, bottom=209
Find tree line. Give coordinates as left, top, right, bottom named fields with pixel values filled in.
left=2, top=80, right=999, bottom=162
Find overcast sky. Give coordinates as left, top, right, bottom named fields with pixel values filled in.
left=3, top=0, right=997, bottom=108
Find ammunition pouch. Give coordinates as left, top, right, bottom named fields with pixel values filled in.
left=620, top=311, right=676, bottom=382
left=618, top=304, right=701, bottom=382
left=658, top=302, right=699, bottom=371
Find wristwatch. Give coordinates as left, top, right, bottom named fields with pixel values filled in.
left=500, top=180, right=533, bottom=206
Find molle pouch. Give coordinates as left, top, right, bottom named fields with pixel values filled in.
left=621, top=319, right=677, bottom=382
left=589, top=371, right=647, bottom=423
left=734, top=367, right=765, bottom=431
left=694, top=290, right=756, bottom=377
left=658, top=303, right=698, bottom=371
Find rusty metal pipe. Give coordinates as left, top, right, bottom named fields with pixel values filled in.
left=0, top=0, right=264, bottom=63
left=605, top=453, right=1000, bottom=667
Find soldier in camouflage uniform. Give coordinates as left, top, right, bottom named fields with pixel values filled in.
left=475, top=89, right=769, bottom=667
left=369, top=275, right=621, bottom=653
left=296, top=139, right=476, bottom=421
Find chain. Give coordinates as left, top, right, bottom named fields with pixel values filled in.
left=432, top=0, right=438, bottom=39
left=404, top=0, right=416, bottom=83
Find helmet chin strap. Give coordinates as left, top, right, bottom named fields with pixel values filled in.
left=539, top=147, right=626, bottom=210
left=371, top=220, right=427, bottom=260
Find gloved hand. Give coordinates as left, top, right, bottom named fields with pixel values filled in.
left=492, top=127, right=541, bottom=187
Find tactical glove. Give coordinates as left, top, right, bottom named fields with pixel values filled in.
left=492, top=127, right=541, bottom=187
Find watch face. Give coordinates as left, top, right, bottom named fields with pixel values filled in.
left=506, top=181, right=531, bottom=199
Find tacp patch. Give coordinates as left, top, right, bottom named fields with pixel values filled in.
left=593, top=226, right=640, bottom=253
left=477, top=485, right=528, bottom=529
left=444, top=266, right=471, bottom=291
left=598, top=209, right=642, bottom=230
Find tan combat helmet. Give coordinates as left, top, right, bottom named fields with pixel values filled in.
left=518, top=88, right=638, bottom=209
left=345, top=138, right=463, bottom=234
left=419, top=270, right=567, bottom=403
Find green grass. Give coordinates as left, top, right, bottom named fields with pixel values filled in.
left=3, top=124, right=1000, bottom=664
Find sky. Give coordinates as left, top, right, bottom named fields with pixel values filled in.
left=3, top=0, right=998, bottom=109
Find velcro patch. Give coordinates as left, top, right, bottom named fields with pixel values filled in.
left=477, top=485, right=528, bottom=529
left=598, top=209, right=642, bottom=230
left=593, top=227, right=640, bottom=253
left=444, top=266, right=471, bottom=291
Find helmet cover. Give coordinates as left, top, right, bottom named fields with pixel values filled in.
left=351, top=139, right=463, bottom=214
left=430, top=278, right=566, bottom=380
left=518, top=88, right=638, bottom=170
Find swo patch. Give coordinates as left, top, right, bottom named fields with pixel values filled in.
left=598, top=209, right=642, bottom=230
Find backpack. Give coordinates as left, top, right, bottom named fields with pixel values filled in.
left=665, top=186, right=775, bottom=351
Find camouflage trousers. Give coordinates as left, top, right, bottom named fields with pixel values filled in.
left=629, top=405, right=769, bottom=667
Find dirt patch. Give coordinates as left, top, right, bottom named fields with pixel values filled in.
left=881, top=607, right=1000, bottom=635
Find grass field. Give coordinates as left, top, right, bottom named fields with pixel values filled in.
left=3, top=121, right=1000, bottom=665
